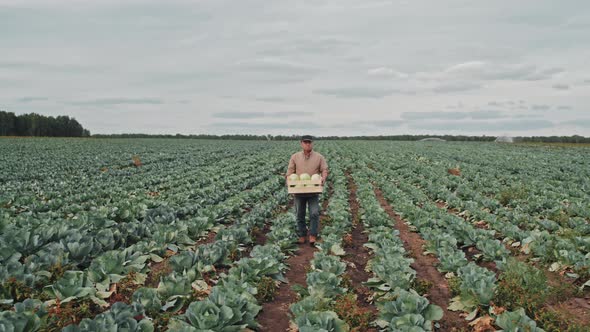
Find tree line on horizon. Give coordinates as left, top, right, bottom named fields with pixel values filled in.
left=91, top=133, right=590, bottom=143
left=1, top=110, right=588, bottom=143
left=0, top=111, right=90, bottom=137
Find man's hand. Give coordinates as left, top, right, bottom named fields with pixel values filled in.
left=321, top=177, right=326, bottom=185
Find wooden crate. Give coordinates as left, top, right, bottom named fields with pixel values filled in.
left=287, top=178, right=323, bottom=194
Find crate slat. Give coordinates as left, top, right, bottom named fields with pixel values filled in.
left=287, top=178, right=323, bottom=194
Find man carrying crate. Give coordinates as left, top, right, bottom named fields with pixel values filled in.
left=286, top=135, right=329, bottom=246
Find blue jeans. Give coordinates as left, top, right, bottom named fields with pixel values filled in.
left=294, top=194, right=320, bottom=237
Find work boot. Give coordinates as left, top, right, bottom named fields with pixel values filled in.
left=309, top=235, right=317, bottom=246
left=298, top=236, right=306, bottom=244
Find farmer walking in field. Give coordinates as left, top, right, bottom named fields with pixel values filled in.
left=286, top=135, right=329, bottom=245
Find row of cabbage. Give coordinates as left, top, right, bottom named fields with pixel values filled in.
left=0, top=150, right=294, bottom=329
left=1, top=148, right=285, bottom=242
left=1, top=181, right=291, bottom=331
left=365, top=162, right=546, bottom=330
left=350, top=165, right=444, bottom=332
left=0, top=141, right=326, bottom=330
left=425, top=142, right=590, bottom=219
left=1, top=140, right=269, bottom=217
left=289, top=157, right=354, bottom=331
left=166, top=198, right=295, bottom=331
left=0, top=162, right=287, bottom=306
left=391, top=141, right=590, bottom=211
left=375, top=153, right=590, bottom=280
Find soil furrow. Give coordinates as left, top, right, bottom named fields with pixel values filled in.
left=342, top=172, right=378, bottom=331
left=258, top=187, right=330, bottom=331
left=374, top=187, right=469, bottom=331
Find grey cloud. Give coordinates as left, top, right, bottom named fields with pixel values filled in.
left=272, top=111, right=314, bottom=117
left=313, top=87, right=395, bottom=99
left=325, top=120, right=403, bottom=129
left=0, top=61, right=103, bottom=73
left=526, top=67, right=565, bottom=80
left=408, top=119, right=555, bottom=132
left=68, top=98, right=164, bottom=106
left=564, top=15, right=590, bottom=29
left=235, top=58, right=319, bottom=75
left=210, top=121, right=322, bottom=129
left=552, top=83, right=570, bottom=90
left=446, top=102, right=465, bottom=109
left=2, top=1, right=590, bottom=136
left=432, top=82, right=481, bottom=93
left=231, top=58, right=321, bottom=85
left=292, top=37, right=359, bottom=55
left=402, top=110, right=504, bottom=121
left=16, top=96, right=49, bottom=103
left=146, top=71, right=224, bottom=86
left=367, top=67, right=408, bottom=79
left=366, top=120, right=403, bottom=128
left=254, top=97, right=289, bottom=103
left=486, top=100, right=537, bottom=112
left=255, top=36, right=357, bottom=57
left=212, top=111, right=313, bottom=119
left=402, top=112, right=468, bottom=121
left=249, top=76, right=312, bottom=84
left=0, top=61, right=30, bottom=69
left=471, top=110, right=505, bottom=119
left=488, top=100, right=521, bottom=107
left=512, top=113, right=540, bottom=119
left=213, top=112, right=265, bottom=119
left=443, top=62, right=564, bottom=82
left=560, top=119, right=590, bottom=128
left=531, top=104, right=551, bottom=111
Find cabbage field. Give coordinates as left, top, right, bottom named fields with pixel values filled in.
left=0, top=138, right=589, bottom=331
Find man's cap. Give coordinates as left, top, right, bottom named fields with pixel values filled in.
left=300, top=135, right=314, bottom=142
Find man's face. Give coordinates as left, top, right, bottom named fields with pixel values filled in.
left=300, top=140, right=313, bottom=152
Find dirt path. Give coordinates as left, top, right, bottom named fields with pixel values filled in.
left=258, top=188, right=331, bottom=331
left=343, top=172, right=378, bottom=332
left=374, top=187, right=469, bottom=331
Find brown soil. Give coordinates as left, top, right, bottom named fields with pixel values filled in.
left=343, top=172, right=378, bottom=331
left=447, top=168, right=461, bottom=176
left=253, top=223, right=271, bottom=246
left=258, top=189, right=329, bottom=331
left=374, top=187, right=469, bottom=331
left=145, top=260, right=172, bottom=288
left=258, top=241, right=318, bottom=332
left=547, top=296, right=590, bottom=328
left=195, top=231, right=217, bottom=246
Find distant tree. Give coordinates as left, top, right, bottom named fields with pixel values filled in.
left=0, top=110, right=90, bottom=137
left=0, top=111, right=17, bottom=135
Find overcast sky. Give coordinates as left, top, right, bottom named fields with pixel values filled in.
left=1, top=0, right=589, bottom=136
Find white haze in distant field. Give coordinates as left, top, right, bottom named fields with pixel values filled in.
left=1, top=0, right=589, bottom=136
